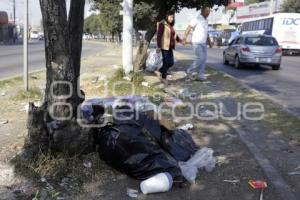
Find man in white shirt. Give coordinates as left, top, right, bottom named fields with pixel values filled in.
left=183, top=7, right=212, bottom=81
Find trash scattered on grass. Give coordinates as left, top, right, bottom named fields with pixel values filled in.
left=224, top=180, right=240, bottom=184
left=140, top=173, right=173, bottom=194
left=83, top=161, right=92, bottom=168
left=123, top=76, right=131, bottom=81
left=178, top=124, right=193, bottom=131
left=41, top=177, right=47, bottom=183
left=200, top=110, right=216, bottom=117
left=0, top=120, right=8, bottom=125
left=288, top=172, right=300, bottom=175
left=179, top=147, right=216, bottom=184
left=248, top=180, right=267, bottom=200
left=164, top=96, right=185, bottom=107
left=126, top=188, right=138, bottom=198
left=141, top=82, right=150, bottom=87
left=1, top=91, right=6, bottom=96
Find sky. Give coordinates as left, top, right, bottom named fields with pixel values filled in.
left=0, top=0, right=92, bottom=27
left=0, top=0, right=226, bottom=29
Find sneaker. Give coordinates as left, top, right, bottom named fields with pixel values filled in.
left=196, top=76, right=207, bottom=82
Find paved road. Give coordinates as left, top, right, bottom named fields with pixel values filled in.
left=0, top=40, right=106, bottom=80
left=176, top=46, right=300, bottom=117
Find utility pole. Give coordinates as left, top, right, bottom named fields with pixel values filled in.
left=23, top=0, right=28, bottom=91
left=13, top=0, right=15, bottom=24
left=121, top=0, right=133, bottom=74
left=270, top=0, right=274, bottom=15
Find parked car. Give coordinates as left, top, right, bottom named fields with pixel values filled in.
left=223, top=34, right=282, bottom=70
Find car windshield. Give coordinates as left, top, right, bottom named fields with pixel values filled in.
left=245, top=36, right=278, bottom=46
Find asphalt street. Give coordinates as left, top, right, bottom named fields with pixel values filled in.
left=176, top=46, right=300, bottom=117
left=0, top=40, right=106, bottom=80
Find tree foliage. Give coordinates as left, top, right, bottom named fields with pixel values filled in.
left=281, top=0, right=300, bottom=13
left=84, top=14, right=101, bottom=34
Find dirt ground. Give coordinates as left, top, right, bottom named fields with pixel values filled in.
left=0, top=45, right=299, bottom=200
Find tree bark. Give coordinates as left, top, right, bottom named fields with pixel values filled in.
left=133, top=26, right=156, bottom=71
left=22, top=0, right=91, bottom=161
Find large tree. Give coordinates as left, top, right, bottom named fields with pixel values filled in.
left=23, top=0, right=93, bottom=160
left=281, top=0, right=300, bottom=13
left=91, top=0, right=228, bottom=71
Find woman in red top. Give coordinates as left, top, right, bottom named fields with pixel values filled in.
left=156, top=12, right=183, bottom=85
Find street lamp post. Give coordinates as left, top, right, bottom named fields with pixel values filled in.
left=23, top=0, right=28, bottom=91
left=122, top=0, right=133, bottom=74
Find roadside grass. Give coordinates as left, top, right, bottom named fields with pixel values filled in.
left=12, top=87, right=43, bottom=101
left=0, top=76, right=23, bottom=89
left=206, top=67, right=300, bottom=142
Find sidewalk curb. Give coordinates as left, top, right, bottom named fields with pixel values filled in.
left=231, top=123, right=298, bottom=200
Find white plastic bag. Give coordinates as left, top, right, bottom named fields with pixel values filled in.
left=179, top=147, right=216, bottom=184
left=145, top=50, right=163, bottom=72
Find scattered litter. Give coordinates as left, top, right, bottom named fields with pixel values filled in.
left=56, top=197, right=65, bottom=200
left=92, top=77, right=99, bottom=84
left=123, top=76, right=131, bottom=81
left=288, top=172, right=300, bottom=175
left=1, top=91, right=6, bottom=96
left=126, top=188, right=138, bottom=198
left=83, top=161, right=92, bottom=168
left=248, top=180, right=267, bottom=200
left=164, top=96, right=185, bottom=107
left=141, top=81, right=150, bottom=87
left=140, top=172, right=173, bottom=194
left=179, top=88, right=190, bottom=98
left=41, top=177, right=47, bottom=183
left=179, top=147, right=216, bottom=184
left=224, top=180, right=240, bottom=184
left=201, top=110, right=216, bottom=117
left=0, top=120, right=8, bottom=125
left=178, top=123, right=193, bottom=131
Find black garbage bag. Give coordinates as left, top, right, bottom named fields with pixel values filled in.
left=160, top=128, right=199, bottom=162
left=95, top=121, right=183, bottom=180
left=92, top=105, right=199, bottom=181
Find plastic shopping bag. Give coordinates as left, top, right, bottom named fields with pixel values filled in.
left=145, top=50, right=163, bottom=72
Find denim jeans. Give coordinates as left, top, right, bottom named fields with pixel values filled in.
left=159, top=49, right=174, bottom=79
left=187, top=43, right=207, bottom=79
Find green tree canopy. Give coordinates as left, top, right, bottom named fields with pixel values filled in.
left=84, top=14, right=102, bottom=34
left=281, top=0, right=300, bottom=13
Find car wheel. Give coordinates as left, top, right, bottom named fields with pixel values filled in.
left=272, top=65, right=280, bottom=70
left=234, top=55, right=241, bottom=69
left=223, top=53, right=229, bottom=65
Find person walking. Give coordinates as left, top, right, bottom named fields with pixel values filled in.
left=183, top=7, right=212, bottom=81
left=156, top=12, right=183, bottom=85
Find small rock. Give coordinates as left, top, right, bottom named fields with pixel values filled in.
left=31, top=75, right=38, bottom=79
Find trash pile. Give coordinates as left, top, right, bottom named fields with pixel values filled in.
left=80, top=96, right=216, bottom=194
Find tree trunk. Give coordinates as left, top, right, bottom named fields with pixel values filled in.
left=22, top=0, right=93, bottom=161
left=133, top=26, right=156, bottom=71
